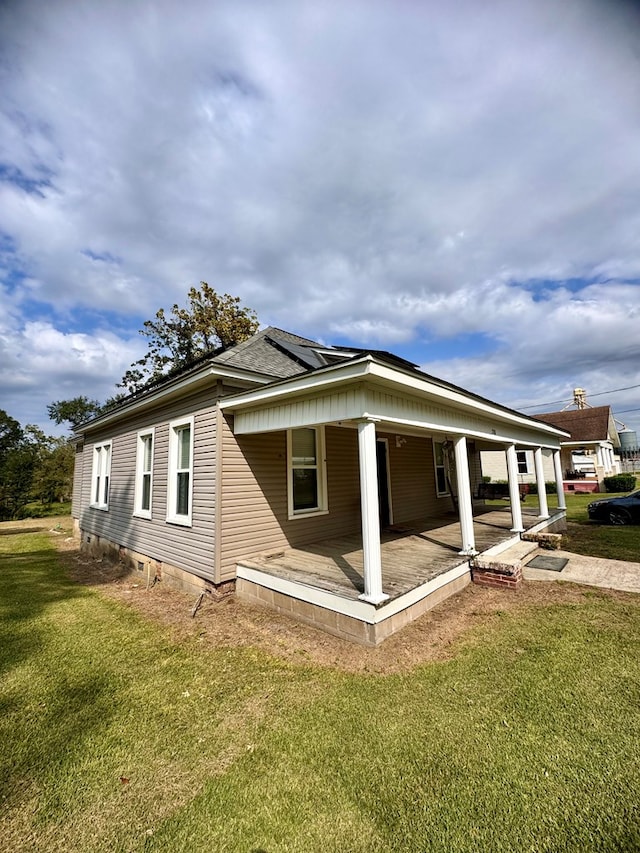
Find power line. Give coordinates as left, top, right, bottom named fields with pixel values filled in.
left=613, top=407, right=640, bottom=415
left=519, top=382, right=640, bottom=411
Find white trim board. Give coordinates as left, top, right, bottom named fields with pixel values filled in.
left=236, top=561, right=470, bottom=625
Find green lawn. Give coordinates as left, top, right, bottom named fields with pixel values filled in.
left=1, top=523, right=639, bottom=851
left=558, top=492, right=640, bottom=563
left=486, top=490, right=640, bottom=563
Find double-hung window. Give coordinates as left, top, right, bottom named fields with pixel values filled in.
left=91, top=441, right=112, bottom=510
left=516, top=451, right=529, bottom=474
left=134, top=429, right=154, bottom=518
left=433, top=440, right=449, bottom=497
left=167, top=417, right=194, bottom=525
left=287, top=426, right=327, bottom=518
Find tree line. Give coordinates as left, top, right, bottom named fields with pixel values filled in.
left=1, top=283, right=258, bottom=519
left=0, top=412, right=75, bottom=520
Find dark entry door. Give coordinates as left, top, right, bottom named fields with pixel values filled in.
left=376, top=439, right=391, bottom=528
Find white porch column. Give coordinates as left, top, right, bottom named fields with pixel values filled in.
left=553, top=449, right=566, bottom=510
left=534, top=446, right=549, bottom=519
left=454, top=436, right=477, bottom=555
left=357, top=419, right=388, bottom=604
left=505, top=444, right=524, bottom=532
left=596, top=446, right=604, bottom=469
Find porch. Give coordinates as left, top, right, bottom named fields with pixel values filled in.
left=237, top=505, right=566, bottom=645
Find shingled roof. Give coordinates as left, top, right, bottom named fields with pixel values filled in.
left=210, top=327, right=325, bottom=378
left=534, top=406, right=617, bottom=443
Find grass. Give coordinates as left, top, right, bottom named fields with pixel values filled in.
left=486, top=490, right=640, bottom=563
left=16, top=501, right=72, bottom=519
left=1, top=523, right=639, bottom=851
left=558, top=492, right=640, bottom=563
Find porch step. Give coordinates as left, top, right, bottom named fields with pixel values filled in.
left=494, top=539, right=539, bottom=563
left=470, top=539, right=537, bottom=589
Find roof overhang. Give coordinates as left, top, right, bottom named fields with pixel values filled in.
left=75, top=362, right=273, bottom=435
left=219, top=355, right=569, bottom=448
left=561, top=440, right=615, bottom=448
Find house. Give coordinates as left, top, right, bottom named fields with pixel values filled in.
left=72, top=327, right=567, bottom=645
left=480, top=405, right=621, bottom=493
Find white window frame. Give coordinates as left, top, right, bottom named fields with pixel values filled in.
left=287, top=426, right=328, bottom=519
left=134, top=428, right=155, bottom=519
left=433, top=439, right=450, bottom=497
left=166, top=416, right=194, bottom=526
left=516, top=450, right=529, bottom=475
left=91, top=440, right=112, bottom=510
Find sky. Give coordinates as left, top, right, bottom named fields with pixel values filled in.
left=1, top=0, right=640, bottom=439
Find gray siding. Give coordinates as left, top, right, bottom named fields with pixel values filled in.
left=74, top=389, right=483, bottom=587
left=71, top=443, right=84, bottom=519
left=381, top=432, right=445, bottom=522
left=219, top=422, right=361, bottom=580
left=76, top=388, right=217, bottom=582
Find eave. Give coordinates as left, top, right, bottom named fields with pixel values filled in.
left=74, top=362, right=273, bottom=435
left=219, top=354, right=569, bottom=443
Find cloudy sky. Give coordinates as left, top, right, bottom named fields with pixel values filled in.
left=2, top=0, right=640, bottom=437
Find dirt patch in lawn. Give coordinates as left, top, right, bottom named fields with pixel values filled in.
left=41, top=518, right=638, bottom=675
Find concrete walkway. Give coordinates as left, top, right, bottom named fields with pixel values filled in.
left=523, top=549, right=640, bottom=594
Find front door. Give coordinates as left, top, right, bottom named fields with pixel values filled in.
left=376, top=439, right=391, bottom=528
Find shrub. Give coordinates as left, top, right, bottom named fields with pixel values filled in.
left=603, top=474, right=636, bottom=493
left=528, top=481, right=557, bottom=495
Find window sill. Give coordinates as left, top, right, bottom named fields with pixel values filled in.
left=133, top=510, right=152, bottom=520
left=166, top=515, right=192, bottom=527
left=288, top=508, right=329, bottom=521
left=90, top=504, right=109, bottom=511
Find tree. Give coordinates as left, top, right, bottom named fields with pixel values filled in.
left=0, top=410, right=33, bottom=519
left=0, top=409, right=22, bottom=456
left=118, top=282, right=259, bottom=394
left=0, top=412, right=76, bottom=519
left=47, top=396, right=103, bottom=428
left=25, top=427, right=75, bottom=505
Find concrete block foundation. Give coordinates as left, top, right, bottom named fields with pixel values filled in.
left=237, top=570, right=470, bottom=646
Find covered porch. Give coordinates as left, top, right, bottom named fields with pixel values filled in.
left=221, top=352, right=568, bottom=643
left=236, top=504, right=566, bottom=645
left=238, top=506, right=549, bottom=602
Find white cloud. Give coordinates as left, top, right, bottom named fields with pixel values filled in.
left=0, top=0, right=639, bottom=432
left=0, top=318, right=143, bottom=432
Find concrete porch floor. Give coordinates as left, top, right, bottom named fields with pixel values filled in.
left=238, top=506, right=550, bottom=603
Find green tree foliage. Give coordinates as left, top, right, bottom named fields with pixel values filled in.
left=118, top=282, right=259, bottom=394
left=0, top=411, right=33, bottom=519
left=26, top=427, right=75, bottom=506
left=0, top=413, right=75, bottom=519
left=47, top=396, right=103, bottom=427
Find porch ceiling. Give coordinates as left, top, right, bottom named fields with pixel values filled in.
left=237, top=506, right=545, bottom=602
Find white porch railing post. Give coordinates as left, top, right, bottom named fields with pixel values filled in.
left=505, top=444, right=524, bottom=532
left=454, top=436, right=477, bottom=555
left=553, top=449, right=566, bottom=510
left=357, top=419, right=388, bottom=604
left=534, top=446, right=549, bottom=519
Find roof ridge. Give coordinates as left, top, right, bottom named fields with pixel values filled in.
left=264, top=326, right=323, bottom=346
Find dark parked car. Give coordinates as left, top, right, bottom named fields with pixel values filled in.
left=587, top=490, right=640, bottom=525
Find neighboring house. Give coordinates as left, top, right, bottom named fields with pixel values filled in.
left=72, top=327, right=567, bottom=644
left=534, top=407, right=621, bottom=485
left=481, top=405, right=620, bottom=493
